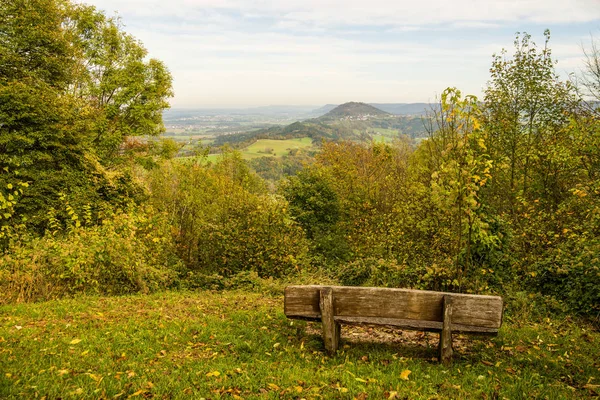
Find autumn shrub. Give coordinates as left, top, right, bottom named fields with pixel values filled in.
left=0, top=208, right=182, bottom=304
left=149, top=152, right=309, bottom=278
left=526, top=184, right=600, bottom=321
left=279, top=167, right=351, bottom=263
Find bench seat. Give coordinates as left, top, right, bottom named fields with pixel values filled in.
left=284, top=285, right=503, bottom=364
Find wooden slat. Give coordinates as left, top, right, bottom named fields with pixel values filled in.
left=439, top=295, right=453, bottom=365
left=332, top=316, right=499, bottom=334
left=320, top=288, right=340, bottom=353
left=334, top=316, right=442, bottom=332
left=284, top=285, right=503, bottom=331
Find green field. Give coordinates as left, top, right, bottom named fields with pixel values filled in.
left=242, top=137, right=313, bottom=159
left=371, top=128, right=399, bottom=143
left=1, top=290, right=599, bottom=399
left=177, top=137, right=314, bottom=163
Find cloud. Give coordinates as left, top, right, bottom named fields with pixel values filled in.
left=79, top=0, right=599, bottom=106
left=87, top=0, right=600, bottom=27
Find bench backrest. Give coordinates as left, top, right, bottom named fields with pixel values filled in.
left=284, top=285, right=503, bottom=334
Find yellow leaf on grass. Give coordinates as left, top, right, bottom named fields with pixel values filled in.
left=267, top=383, right=280, bottom=391
left=400, top=369, right=412, bottom=380
left=70, top=339, right=82, bottom=345
left=206, top=371, right=220, bottom=377
left=388, top=391, right=399, bottom=399
left=87, top=373, right=102, bottom=383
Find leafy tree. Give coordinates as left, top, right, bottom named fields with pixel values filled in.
left=0, top=0, right=173, bottom=231
left=425, top=88, right=501, bottom=291
left=67, top=5, right=173, bottom=161
left=483, top=30, right=577, bottom=212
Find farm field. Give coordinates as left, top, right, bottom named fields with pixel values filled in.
left=177, top=137, right=314, bottom=163
left=1, top=290, right=599, bottom=399
left=242, top=137, right=313, bottom=159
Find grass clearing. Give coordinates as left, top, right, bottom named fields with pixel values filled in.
left=242, top=138, right=313, bottom=159
left=176, top=137, right=314, bottom=163
left=1, top=290, right=599, bottom=399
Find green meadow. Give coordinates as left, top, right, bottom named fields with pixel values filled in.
left=242, top=138, right=313, bottom=159
left=1, top=290, right=599, bottom=399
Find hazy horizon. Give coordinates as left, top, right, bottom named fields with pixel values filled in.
left=81, top=0, right=600, bottom=108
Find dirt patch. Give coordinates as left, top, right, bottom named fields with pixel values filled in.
left=305, top=322, right=478, bottom=356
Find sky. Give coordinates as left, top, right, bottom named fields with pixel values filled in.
left=81, top=0, right=600, bottom=108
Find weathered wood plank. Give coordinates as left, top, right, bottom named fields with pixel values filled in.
left=332, top=316, right=499, bottom=334
left=284, top=285, right=503, bottom=332
left=319, top=287, right=340, bottom=353
left=439, top=295, right=453, bottom=365
left=335, top=316, right=443, bottom=332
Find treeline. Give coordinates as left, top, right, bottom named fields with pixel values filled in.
left=0, top=2, right=598, bottom=322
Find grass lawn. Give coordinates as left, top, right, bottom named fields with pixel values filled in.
left=1, top=290, right=599, bottom=399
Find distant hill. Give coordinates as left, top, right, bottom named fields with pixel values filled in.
left=370, top=103, right=431, bottom=115
left=320, top=102, right=389, bottom=120
left=311, top=104, right=338, bottom=116
left=311, top=102, right=432, bottom=118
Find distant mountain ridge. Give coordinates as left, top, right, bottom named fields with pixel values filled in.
left=319, top=102, right=389, bottom=120
left=312, top=102, right=431, bottom=117
left=163, top=103, right=433, bottom=121
left=371, top=103, right=431, bottom=115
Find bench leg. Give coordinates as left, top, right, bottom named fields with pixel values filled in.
left=320, top=287, right=340, bottom=353
left=439, top=295, right=453, bottom=365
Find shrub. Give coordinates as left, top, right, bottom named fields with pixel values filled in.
left=149, top=152, right=309, bottom=278
left=0, top=209, right=182, bottom=304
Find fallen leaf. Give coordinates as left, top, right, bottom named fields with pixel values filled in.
left=128, top=389, right=145, bottom=397
left=400, top=369, right=411, bottom=381
left=584, top=384, right=599, bottom=392
left=70, top=339, right=81, bottom=345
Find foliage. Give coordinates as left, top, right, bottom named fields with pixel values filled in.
left=424, top=88, right=504, bottom=291
left=0, top=208, right=181, bottom=304
left=149, top=151, right=309, bottom=278
left=0, top=0, right=172, bottom=231
left=483, top=30, right=577, bottom=212
left=248, top=149, right=313, bottom=182
left=279, top=167, right=350, bottom=263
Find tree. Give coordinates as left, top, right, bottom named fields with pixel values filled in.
left=483, top=30, right=577, bottom=212
left=67, top=5, right=173, bottom=161
left=425, top=88, right=499, bottom=290
left=0, top=0, right=173, bottom=231
left=575, top=34, right=600, bottom=116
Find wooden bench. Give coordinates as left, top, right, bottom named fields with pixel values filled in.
left=284, top=285, right=503, bottom=364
